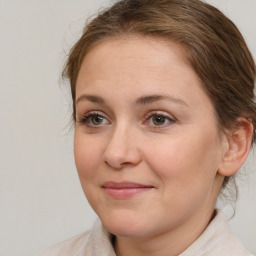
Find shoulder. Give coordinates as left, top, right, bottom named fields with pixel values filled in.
left=37, top=218, right=115, bottom=256
left=208, top=230, right=253, bottom=256
left=207, top=211, right=253, bottom=256
left=38, top=230, right=91, bottom=256
left=181, top=210, right=254, bottom=256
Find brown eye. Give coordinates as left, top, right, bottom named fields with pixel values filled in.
left=145, top=113, right=175, bottom=128
left=79, top=112, right=110, bottom=127
left=152, top=116, right=167, bottom=126
left=91, top=115, right=105, bottom=125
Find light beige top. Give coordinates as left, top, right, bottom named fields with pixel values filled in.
left=38, top=211, right=254, bottom=256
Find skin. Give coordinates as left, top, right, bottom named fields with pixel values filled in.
left=74, top=36, right=249, bottom=256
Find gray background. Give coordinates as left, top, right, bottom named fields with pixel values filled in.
left=0, top=0, right=255, bottom=255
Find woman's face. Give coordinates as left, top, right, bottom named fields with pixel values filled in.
left=74, top=37, right=225, bottom=238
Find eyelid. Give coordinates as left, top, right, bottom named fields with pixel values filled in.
left=76, top=110, right=176, bottom=128
left=77, top=110, right=104, bottom=119
left=143, top=110, right=176, bottom=127
left=144, top=110, right=175, bottom=121
left=77, top=110, right=110, bottom=125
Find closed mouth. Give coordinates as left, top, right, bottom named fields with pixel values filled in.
left=102, top=181, right=154, bottom=189
left=101, top=181, right=154, bottom=198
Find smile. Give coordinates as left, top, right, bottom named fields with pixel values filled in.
left=102, top=181, right=154, bottom=198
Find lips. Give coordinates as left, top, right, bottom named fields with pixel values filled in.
left=102, top=181, right=154, bottom=198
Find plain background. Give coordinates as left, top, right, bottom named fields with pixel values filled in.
left=0, top=0, right=255, bottom=255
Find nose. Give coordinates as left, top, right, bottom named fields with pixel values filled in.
left=103, top=124, right=142, bottom=169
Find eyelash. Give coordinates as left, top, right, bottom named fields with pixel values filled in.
left=143, top=111, right=175, bottom=128
left=78, top=111, right=109, bottom=128
left=77, top=111, right=175, bottom=129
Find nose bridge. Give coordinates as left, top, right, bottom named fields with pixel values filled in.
left=103, top=121, right=141, bottom=168
left=110, top=121, right=130, bottom=146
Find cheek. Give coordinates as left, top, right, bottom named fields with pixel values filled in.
left=143, top=130, right=220, bottom=188
left=74, top=133, right=103, bottom=181
left=143, top=134, right=220, bottom=217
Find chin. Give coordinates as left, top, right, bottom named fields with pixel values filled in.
left=99, top=210, right=151, bottom=238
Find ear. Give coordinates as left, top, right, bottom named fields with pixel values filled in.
left=218, top=118, right=253, bottom=177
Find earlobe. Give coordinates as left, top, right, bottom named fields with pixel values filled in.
left=218, top=118, right=253, bottom=177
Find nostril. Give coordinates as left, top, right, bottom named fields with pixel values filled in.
left=121, top=162, right=133, bottom=167
left=104, top=159, right=135, bottom=170
left=104, top=159, right=122, bottom=169
left=102, top=136, right=142, bottom=169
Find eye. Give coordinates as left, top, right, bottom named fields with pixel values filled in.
left=90, top=115, right=106, bottom=125
left=78, top=112, right=110, bottom=127
left=144, top=112, right=175, bottom=128
left=151, top=115, right=168, bottom=126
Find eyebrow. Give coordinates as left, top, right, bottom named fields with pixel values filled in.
left=76, top=95, right=105, bottom=105
left=135, top=94, right=189, bottom=107
left=75, top=94, right=188, bottom=107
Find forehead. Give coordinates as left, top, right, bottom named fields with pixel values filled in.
left=76, top=36, right=211, bottom=111
left=80, top=36, right=189, bottom=71
left=78, top=37, right=194, bottom=86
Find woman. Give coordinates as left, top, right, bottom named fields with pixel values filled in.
left=39, top=0, right=256, bottom=255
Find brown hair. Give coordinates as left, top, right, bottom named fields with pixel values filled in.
left=63, top=0, right=256, bottom=203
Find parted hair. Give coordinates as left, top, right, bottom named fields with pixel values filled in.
left=63, top=0, right=256, bottom=203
